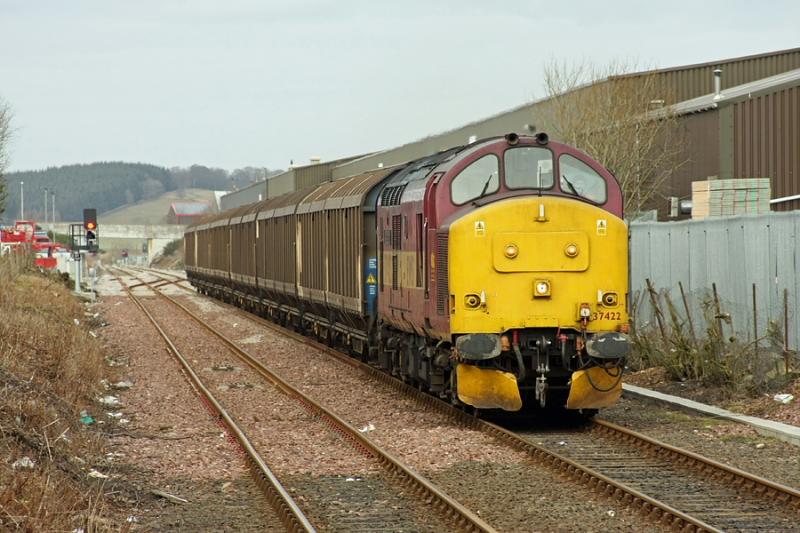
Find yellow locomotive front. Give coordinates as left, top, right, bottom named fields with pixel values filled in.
left=441, top=136, right=630, bottom=412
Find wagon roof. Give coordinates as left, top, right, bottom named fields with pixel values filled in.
left=296, top=168, right=397, bottom=214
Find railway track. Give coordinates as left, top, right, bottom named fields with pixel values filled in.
left=521, top=421, right=800, bottom=531
left=126, top=267, right=800, bottom=532
left=111, top=270, right=315, bottom=532
left=111, top=267, right=495, bottom=533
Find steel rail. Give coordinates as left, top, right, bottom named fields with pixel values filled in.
left=592, top=419, right=800, bottom=508
left=110, top=271, right=317, bottom=533
left=138, top=267, right=800, bottom=528
left=115, top=267, right=497, bottom=533
left=131, top=267, right=718, bottom=531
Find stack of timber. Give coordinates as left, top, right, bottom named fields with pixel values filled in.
left=691, top=178, right=771, bottom=219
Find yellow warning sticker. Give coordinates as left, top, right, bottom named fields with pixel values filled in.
left=366, top=273, right=376, bottom=285
left=474, top=221, right=486, bottom=236
left=596, top=219, right=607, bottom=236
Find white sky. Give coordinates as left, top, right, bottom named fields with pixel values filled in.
left=1, top=0, right=798, bottom=172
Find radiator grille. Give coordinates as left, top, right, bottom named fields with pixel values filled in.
left=436, top=234, right=448, bottom=315
left=381, top=184, right=407, bottom=206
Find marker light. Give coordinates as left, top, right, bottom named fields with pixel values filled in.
left=504, top=243, right=519, bottom=259
left=564, top=243, right=579, bottom=257
left=580, top=303, right=592, bottom=318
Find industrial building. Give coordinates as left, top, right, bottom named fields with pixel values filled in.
left=221, top=47, right=800, bottom=215
left=220, top=155, right=366, bottom=211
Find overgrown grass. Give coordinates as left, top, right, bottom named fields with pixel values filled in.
left=0, top=253, right=120, bottom=531
left=630, top=286, right=799, bottom=396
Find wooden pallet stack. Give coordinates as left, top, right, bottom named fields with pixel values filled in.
left=691, top=178, right=771, bottom=219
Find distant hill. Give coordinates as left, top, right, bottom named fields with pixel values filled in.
left=100, top=188, right=218, bottom=225
left=2, top=162, right=281, bottom=224
left=3, top=162, right=176, bottom=222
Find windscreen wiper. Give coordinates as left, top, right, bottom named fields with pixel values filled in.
left=478, top=173, right=495, bottom=198
left=561, top=174, right=591, bottom=202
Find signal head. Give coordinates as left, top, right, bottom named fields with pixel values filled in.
left=83, top=208, right=98, bottom=231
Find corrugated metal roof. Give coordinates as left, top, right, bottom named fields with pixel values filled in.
left=171, top=202, right=211, bottom=216
left=657, top=68, right=800, bottom=116
left=621, top=46, right=800, bottom=78
left=331, top=48, right=800, bottom=180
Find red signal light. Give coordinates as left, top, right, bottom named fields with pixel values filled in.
left=83, top=209, right=98, bottom=232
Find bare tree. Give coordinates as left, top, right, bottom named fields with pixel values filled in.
left=540, top=60, right=686, bottom=215
left=140, top=177, right=165, bottom=200
left=0, top=98, right=12, bottom=215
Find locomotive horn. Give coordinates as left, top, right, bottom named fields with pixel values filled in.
left=504, top=132, right=519, bottom=145
left=535, top=132, right=549, bottom=145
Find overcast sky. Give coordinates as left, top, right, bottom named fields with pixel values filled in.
left=1, top=0, right=798, bottom=172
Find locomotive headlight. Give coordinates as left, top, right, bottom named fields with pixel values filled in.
left=504, top=243, right=519, bottom=259
left=533, top=279, right=551, bottom=297
left=564, top=243, right=579, bottom=257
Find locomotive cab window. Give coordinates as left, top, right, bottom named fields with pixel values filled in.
left=450, top=154, right=499, bottom=205
left=504, top=147, right=554, bottom=190
left=558, top=154, right=607, bottom=204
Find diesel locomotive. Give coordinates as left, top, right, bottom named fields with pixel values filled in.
left=184, top=133, right=630, bottom=413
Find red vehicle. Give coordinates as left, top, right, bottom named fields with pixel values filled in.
left=0, top=220, right=62, bottom=269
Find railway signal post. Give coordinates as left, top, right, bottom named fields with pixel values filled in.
left=83, top=208, right=99, bottom=252
left=68, top=208, right=100, bottom=293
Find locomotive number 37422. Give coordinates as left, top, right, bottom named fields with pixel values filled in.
left=591, top=311, right=622, bottom=321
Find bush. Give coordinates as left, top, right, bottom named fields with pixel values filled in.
left=161, top=238, right=182, bottom=257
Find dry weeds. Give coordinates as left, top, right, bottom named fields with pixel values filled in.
left=629, top=284, right=800, bottom=398
left=0, top=254, right=123, bottom=532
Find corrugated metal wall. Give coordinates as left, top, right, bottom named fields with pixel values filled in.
left=267, top=171, right=295, bottom=198
left=331, top=105, right=555, bottom=180
left=220, top=181, right=267, bottom=211
left=295, top=161, right=335, bottom=189
left=663, top=110, right=721, bottom=200
left=651, top=48, right=800, bottom=103
left=630, top=211, right=800, bottom=353
left=733, top=85, right=800, bottom=211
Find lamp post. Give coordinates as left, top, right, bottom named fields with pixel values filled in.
left=20, top=181, right=24, bottom=219
left=44, top=188, right=49, bottom=227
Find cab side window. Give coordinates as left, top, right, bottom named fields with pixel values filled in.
left=558, top=154, right=607, bottom=204
left=450, top=154, right=499, bottom=205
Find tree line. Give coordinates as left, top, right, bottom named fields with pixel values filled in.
left=0, top=162, right=282, bottom=222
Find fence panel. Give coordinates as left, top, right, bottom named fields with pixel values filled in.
left=630, top=211, right=800, bottom=353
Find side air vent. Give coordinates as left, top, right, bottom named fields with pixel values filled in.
left=391, top=215, right=402, bottom=250
left=436, top=234, right=449, bottom=315
left=380, top=184, right=407, bottom=206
